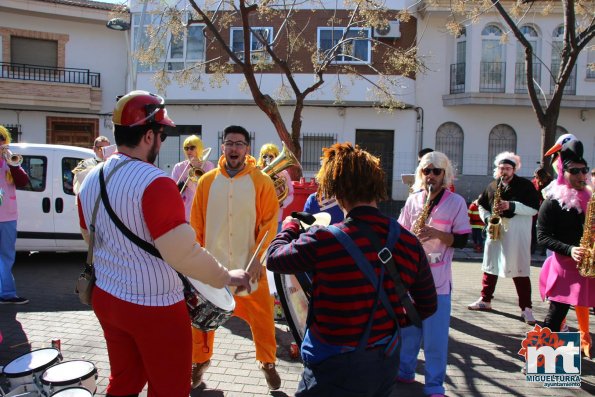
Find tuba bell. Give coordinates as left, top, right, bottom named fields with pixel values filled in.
left=262, top=143, right=300, bottom=204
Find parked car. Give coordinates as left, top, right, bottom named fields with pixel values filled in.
left=12, top=143, right=94, bottom=252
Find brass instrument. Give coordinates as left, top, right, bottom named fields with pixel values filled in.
left=488, top=177, right=503, bottom=241
left=262, top=143, right=300, bottom=204
left=411, top=185, right=433, bottom=236
left=1, top=145, right=23, bottom=166
left=577, top=191, right=595, bottom=277
left=178, top=147, right=211, bottom=194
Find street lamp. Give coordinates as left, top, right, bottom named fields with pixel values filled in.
left=106, top=17, right=134, bottom=91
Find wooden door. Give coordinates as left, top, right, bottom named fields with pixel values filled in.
left=46, top=117, right=99, bottom=149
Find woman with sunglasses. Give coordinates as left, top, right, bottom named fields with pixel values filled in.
left=397, top=151, right=471, bottom=397
left=171, top=135, right=214, bottom=221
left=538, top=139, right=594, bottom=358
left=257, top=143, right=294, bottom=228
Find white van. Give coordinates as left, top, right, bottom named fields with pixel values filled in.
left=12, top=143, right=94, bottom=252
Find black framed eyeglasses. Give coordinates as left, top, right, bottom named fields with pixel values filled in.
left=422, top=168, right=443, bottom=176
left=565, top=166, right=589, bottom=175
left=223, top=140, right=248, bottom=148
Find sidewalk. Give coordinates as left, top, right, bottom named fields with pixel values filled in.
left=0, top=252, right=593, bottom=396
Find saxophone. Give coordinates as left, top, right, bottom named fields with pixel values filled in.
left=488, top=177, right=503, bottom=241
left=577, top=191, right=595, bottom=277
left=412, top=185, right=433, bottom=236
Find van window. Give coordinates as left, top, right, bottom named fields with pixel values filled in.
left=63, top=157, right=83, bottom=195
left=18, top=156, right=47, bottom=192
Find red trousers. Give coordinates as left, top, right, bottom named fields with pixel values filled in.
left=480, top=272, right=532, bottom=310
left=93, top=287, right=191, bottom=397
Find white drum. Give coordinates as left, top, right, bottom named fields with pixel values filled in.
left=50, top=386, right=93, bottom=397
left=40, top=360, right=97, bottom=396
left=2, top=348, right=62, bottom=388
left=185, top=276, right=236, bottom=331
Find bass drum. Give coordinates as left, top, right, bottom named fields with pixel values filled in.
left=274, top=272, right=311, bottom=347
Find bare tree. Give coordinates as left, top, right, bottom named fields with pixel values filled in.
left=128, top=0, right=423, bottom=177
left=442, top=0, right=595, bottom=169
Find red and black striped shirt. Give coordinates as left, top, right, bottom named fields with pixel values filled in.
left=267, top=206, right=437, bottom=348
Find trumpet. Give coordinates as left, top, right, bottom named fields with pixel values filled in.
left=1, top=145, right=23, bottom=166
left=178, top=147, right=211, bottom=194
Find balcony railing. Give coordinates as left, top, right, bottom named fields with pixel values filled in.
left=515, top=62, right=542, bottom=93
left=480, top=62, right=505, bottom=93
left=550, top=64, right=576, bottom=95
left=449, top=63, right=466, bottom=94
left=0, top=62, right=100, bottom=87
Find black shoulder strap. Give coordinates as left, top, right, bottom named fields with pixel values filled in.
left=348, top=218, right=422, bottom=327
left=99, top=166, right=163, bottom=260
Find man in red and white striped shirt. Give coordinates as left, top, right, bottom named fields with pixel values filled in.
left=77, top=91, right=250, bottom=397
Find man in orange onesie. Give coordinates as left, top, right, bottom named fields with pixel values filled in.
left=190, top=125, right=280, bottom=390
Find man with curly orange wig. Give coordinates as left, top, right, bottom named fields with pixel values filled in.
left=267, top=142, right=437, bottom=397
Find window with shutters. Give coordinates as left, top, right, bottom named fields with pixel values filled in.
left=11, top=37, right=58, bottom=67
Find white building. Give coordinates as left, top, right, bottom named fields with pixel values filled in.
left=2, top=0, right=593, bottom=205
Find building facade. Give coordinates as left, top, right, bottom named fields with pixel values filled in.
left=2, top=0, right=593, bottom=205
left=0, top=0, right=127, bottom=148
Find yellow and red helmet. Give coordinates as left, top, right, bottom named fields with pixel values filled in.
left=112, top=90, right=175, bottom=128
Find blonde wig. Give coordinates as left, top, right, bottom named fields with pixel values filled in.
left=183, top=135, right=204, bottom=159
left=257, top=143, right=280, bottom=168
left=412, top=151, right=455, bottom=191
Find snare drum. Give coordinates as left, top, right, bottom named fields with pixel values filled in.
left=40, top=360, right=97, bottom=396
left=3, top=348, right=62, bottom=388
left=50, top=387, right=93, bottom=397
left=184, top=276, right=236, bottom=331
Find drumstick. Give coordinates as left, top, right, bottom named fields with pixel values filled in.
left=245, top=230, right=269, bottom=274
left=235, top=230, right=270, bottom=297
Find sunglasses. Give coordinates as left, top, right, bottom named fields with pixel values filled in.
left=422, top=168, right=443, bottom=176
left=262, top=154, right=275, bottom=159
left=565, top=166, right=589, bottom=175
left=159, top=132, right=167, bottom=142
left=184, top=145, right=196, bottom=151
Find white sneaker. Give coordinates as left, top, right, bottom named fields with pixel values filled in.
left=522, top=308, right=536, bottom=325
left=560, top=319, right=569, bottom=332
left=468, top=298, right=492, bottom=311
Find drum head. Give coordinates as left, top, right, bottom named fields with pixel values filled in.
left=274, top=273, right=310, bottom=347
left=50, top=387, right=93, bottom=396
left=187, top=277, right=235, bottom=311
left=3, top=348, right=61, bottom=377
left=41, top=360, right=96, bottom=386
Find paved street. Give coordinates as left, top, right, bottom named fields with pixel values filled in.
left=0, top=250, right=593, bottom=396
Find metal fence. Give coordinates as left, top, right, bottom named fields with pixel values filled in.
left=300, top=133, right=337, bottom=172
left=550, top=64, right=576, bottom=95
left=480, top=62, right=506, bottom=93
left=515, top=62, right=542, bottom=94
left=0, top=62, right=101, bottom=87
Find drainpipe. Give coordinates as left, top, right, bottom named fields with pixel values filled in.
left=414, top=106, right=424, bottom=153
